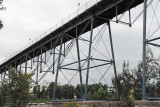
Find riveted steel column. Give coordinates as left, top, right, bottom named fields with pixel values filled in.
left=36, top=56, right=39, bottom=84
left=142, top=0, right=147, bottom=100
left=129, top=9, right=132, bottom=27
left=25, top=56, right=27, bottom=73
left=84, top=17, right=94, bottom=101
left=76, top=27, right=84, bottom=98
left=20, top=59, right=22, bottom=71
left=53, top=48, right=55, bottom=74
left=53, top=33, right=64, bottom=101
left=40, top=46, right=43, bottom=73
left=108, top=21, right=120, bottom=101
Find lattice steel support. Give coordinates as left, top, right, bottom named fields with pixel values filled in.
left=53, top=33, right=64, bottom=101
left=107, top=21, right=120, bottom=101
left=142, top=0, right=147, bottom=100
left=84, top=17, right=94, bottom=101
left=76, top=27, right=84, bottom=99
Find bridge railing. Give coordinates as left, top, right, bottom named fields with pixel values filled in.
left=1, top=0, right=101, bottom=65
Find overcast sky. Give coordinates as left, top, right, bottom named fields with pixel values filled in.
left=0, top=0, right=159, bottom=86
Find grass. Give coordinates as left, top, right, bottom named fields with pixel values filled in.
left=29, top=99, right=52, bottom=103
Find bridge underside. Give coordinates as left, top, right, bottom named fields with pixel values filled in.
left=0, top=0, right=149, bottom=102
left=0, top=0, right=144, bottom=72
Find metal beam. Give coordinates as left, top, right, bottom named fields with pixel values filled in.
left=59, top=68, right=78, bottom=71
left=147, top=37, right=160, bottom=43
left=53, top=48, right=55, bottom=74
left=60, top=58, right=87, bottom=68
left=147, top=43, right=160, bottom=47
left=84, top=17, right=94, bottom=101
left=76, top=27, right=84, bottom=98
left=36, top=56, right=39, bottom=84
left=142, top=0, right=147, bottom=100
left=108, top=21, right=120, bottom=101
left=81, top=63, right=112, bottom=71
left=25, top=55, right=27, bottom=73
left=53, top=33, right=64, bottom=101
left=40, top=46, right=43, bottom=73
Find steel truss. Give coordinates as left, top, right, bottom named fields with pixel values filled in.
left=142, top=0, right=160, bottom=100
left=51, top=17, right=120, bottom=101
left=0, top=0, right=155, bottom=103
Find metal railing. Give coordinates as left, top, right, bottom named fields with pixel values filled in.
left=0, top=0, right=102, bottom=65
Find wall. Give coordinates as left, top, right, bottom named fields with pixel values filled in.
left=27, top=101, right=127, bottom=107
left=135, top=101, right=160, bottom=107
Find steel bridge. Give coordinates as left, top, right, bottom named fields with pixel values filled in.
left=0, top=0, right=159, bottom=101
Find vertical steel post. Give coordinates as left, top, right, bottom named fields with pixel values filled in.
left=36, top=56, right=39, bottom=84
left=25, top=56, right=27, bottom=73
left=84, top=17, right=94, bottom=101
left=53, top=48, right=55, bottom=74
left=53, top=33, right=64, bottom=101
left=31, top=58, right=32, bottom=69
left=64, top=42, right=65, bottom=57
left=20, top=59, right=22, bottom=71
left=40, top=46, right=43, bottom=73
left=76, top=27, right=84, bottom=98
left=45, top=52, right=46, bottom=64
left=116, top=5, right=118, bottom=23
left=142, top=0, right=147, bottom=100
left=129, top=9, right=131, bottom=27
left=108, top=21, right=120, bottom=101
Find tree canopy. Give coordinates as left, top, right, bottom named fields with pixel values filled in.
left=112, top=47, right=160, bottom=106
left=0, top=20, right=3, bottom=29
left=2, top=67, right=34, bottom=107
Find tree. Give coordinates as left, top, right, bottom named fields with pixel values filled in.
left=112, top=61, right=134, bottom=106
left=86, top=83, right=112, bottom=100
left=6, top=67, right=34, bottom=107
left=132, top=47, right=160, bottom=99
left=47, top=82, right=54, bottom=99
left=41, top=86, right=47, bottom=98
left=0, top=83, right=9, bottom=106
left=0, top=20, right=3, bottom=29
left=112, top=47, right=160, bottom=106
left=75, top=84, right=84, bottom=99
left=93, top=86, right=107, bottom=100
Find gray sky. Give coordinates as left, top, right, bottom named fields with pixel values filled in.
left=0, top=0, right=159, bottom=86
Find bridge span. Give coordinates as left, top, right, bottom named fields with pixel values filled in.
left=0, top=0, right=146, bottom=101
left=0, top=0, right=143, bottom=72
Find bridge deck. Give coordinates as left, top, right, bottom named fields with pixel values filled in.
left=0, top=0, right=144, bottom=73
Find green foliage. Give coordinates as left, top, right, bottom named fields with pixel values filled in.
left=75, top=84, right=84, bottom=99
left=112, top=47, right=160, bottom=107
left=86, top=83, right=116, bottom=100
left=32, top=82, right=75, bottom=100
left=5, top=67, right=34, bottom=107
left=93, top=86, right=106, bottom=100
left=28, top=99, right=51, bottom=103
left=0, top=83, right=9, bottom=106
left=64, top=100, right=80, bottom=107
left=32, top=85, right=48, bottom=99
left=47, top=82, right=54, bottom=98
left=55, top=84, right=74, bottom=99
left=0, top=20, right=3, bottom=29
